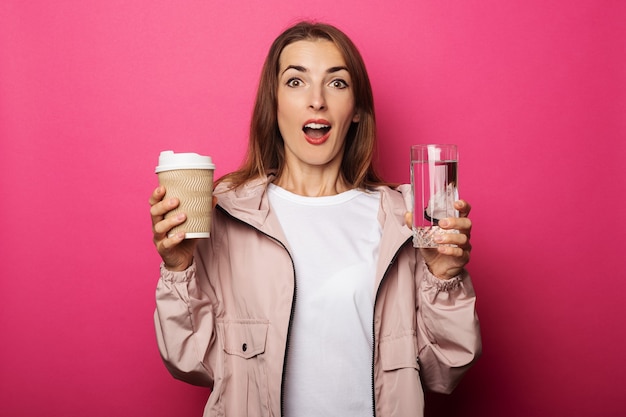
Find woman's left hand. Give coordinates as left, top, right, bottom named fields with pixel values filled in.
left=405, top=200, right=472, bottom=280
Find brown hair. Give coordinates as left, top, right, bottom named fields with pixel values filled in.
left=218, top=21, right=389, bottom=190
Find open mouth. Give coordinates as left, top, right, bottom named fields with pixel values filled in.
left=303, top=122, right=331, bottom=143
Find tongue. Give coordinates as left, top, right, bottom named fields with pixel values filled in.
left=304, top=128, right=327, bottom=139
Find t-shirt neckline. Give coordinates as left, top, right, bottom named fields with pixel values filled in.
left=268, top=183, right=362, bottom=206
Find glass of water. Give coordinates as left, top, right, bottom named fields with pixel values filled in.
left=411, top=144, right=459, bottom=248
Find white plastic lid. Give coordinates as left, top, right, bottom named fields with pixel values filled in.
left=155, top=150, right=215, bottom=173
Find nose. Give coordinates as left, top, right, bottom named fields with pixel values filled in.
left=308, top=85, right=326, bottom=111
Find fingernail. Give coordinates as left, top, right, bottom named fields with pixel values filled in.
left=176, top=213, right=185, bottom=221
left=434, top=235, right=444, bottom=243
left=439, top=219, right=449, bottom=227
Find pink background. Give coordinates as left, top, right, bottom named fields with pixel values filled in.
left=1, top=1, right=624, bottom=416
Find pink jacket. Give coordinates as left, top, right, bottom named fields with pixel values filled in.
left=154, top=176, right=481, bottom=417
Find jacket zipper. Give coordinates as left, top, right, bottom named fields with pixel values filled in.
left=370, top=237, right=413, bottom=417
left=215, top=205, right=297, bottom=417
left=216, top=205, right=411, bottom=417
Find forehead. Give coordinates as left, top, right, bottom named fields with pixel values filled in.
left=279, top=39, right=347, bottom=69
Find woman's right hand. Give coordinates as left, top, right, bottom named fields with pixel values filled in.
left=149, top=185, right=197, bottom=271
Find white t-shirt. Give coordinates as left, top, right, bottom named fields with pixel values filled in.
left=268, top=184, right=382, bottom=417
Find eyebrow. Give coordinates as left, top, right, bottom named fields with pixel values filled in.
left=281, top=65, right=350, bottom=76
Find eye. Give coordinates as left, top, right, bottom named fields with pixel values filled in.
left=329, top=79, right=349, bottom=89
left=286, top=78, right=303, bottom=88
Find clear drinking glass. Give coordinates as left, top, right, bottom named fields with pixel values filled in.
left=411, top=144, right=459, bottom=248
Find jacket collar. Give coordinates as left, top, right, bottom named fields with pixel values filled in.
left=374, top=185, right=414, bottom=287
left=215, top=175, right=413, bottom=282
left=214, top=175, right=274, bottom=231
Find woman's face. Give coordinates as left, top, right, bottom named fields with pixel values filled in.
left=276, top=39, right=360, bottom=175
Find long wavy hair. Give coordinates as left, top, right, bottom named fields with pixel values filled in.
left=218, top=21, right=389, bottom=190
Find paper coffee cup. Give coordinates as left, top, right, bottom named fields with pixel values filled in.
left=155, top=151, right=215, bottom=238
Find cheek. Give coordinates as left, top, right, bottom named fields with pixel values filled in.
left=337, top=102, right=358, bottom=130
left=276, top=110, right=300, bottom=143
left=277, top=108, right=293, bottom=132
left=277, top=94, right=299, bottom=124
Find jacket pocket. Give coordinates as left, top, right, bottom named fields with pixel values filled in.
left=379, top=331, right=420, bottom=372
left=213, top=319, right=270, bottom=417
left=377, top=331, right=425, bottom=415
left=222, top=320, right=268, bottom=359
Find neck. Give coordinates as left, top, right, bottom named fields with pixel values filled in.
left=274, top=166, right=350, bottom=196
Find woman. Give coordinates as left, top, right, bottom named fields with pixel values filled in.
left=150, top=21, right=480, bottom=417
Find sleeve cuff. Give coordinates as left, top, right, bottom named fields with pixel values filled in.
left=421, top=260, right=465, bottom=292
left=160, top=260, right=196, bottom=283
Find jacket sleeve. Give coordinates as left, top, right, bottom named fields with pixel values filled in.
left=416, top=261, right=481, bottom=394
left=154, top=260, right=217, bottom=387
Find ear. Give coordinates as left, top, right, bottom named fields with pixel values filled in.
left=352, top=112, right=361, bottom=123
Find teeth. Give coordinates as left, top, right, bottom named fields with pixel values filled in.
left=304, top=123, right=330, bottom=129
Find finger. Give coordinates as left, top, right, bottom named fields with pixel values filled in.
left=435, top=231, right=469, bottom=248
left=157, top=231, right=186, bottom=251
left=455, top=200, right=472, bottom=217
left=437, top=245, right=463, bottom=257
left=437, top=244, right=471, bottom=261
left=438, top=217, right=472, bottom=232
left=149, top=186, right=166, bottom=206
left=150, top=197, right=180, bottom=225
left=405, top=212, right=412, bottom=229
left=153, top=212, right=186, bottom=236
